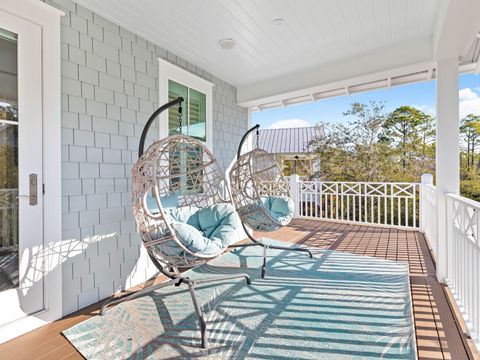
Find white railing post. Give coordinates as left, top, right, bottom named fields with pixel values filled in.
left=420, top=173, right=434, bottom=232
left=290, top=174, right=300, bottom=218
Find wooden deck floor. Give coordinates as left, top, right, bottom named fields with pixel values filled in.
left=0, top=219, right=478, bottom=359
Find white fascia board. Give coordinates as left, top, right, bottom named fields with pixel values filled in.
left=237, top=36, right=432, bottom=107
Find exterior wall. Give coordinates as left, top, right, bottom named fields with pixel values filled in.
left=47, top=0, right=248, bottom=315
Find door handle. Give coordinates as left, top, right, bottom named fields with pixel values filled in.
left=17, top=174, right=38, bottom=206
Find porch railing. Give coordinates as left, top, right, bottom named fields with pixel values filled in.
left=420, top=177, right=437, bottom=257
left=291, top=177, right=420, bottom=229
left=446, top=193, right=480, bottom=346
left=286, top=174, right=480, bottom=350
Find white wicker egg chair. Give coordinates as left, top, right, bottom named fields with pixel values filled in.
left=100, top=97, right=250, bottom=349
left=229, top=124, right=313, bottom=278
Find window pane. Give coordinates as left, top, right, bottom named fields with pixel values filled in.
left=168, top=80, right=188, bottom=135
left=0, top=28, right=18, bottom=291
left=168, top=148, right=183, bottom=193
left=169, top=144, right=203, bottom=195
left=186, top=145, right=203, bottom=194
left=188, top=88, right=206, bottom=141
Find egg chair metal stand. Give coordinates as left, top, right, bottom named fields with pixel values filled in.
left=229, top=124, right=313, bottom=278
left=99, top=97, right=250, bottom=349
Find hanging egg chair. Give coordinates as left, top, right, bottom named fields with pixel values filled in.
left=230, top=147, right=294, bottom=232
left=229, top=124, right=313, bottom=278
left=100, top=97, right=250, bottom=349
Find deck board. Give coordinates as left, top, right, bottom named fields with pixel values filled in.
left=0, top=219, right=477, bottom=359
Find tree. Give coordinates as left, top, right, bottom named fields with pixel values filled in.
left=0, top=104, right=18, bottom=122
left=343, top=101, right=389, bottom=181
left=309, top=102, right=435, bottom=183
left=381, top=106, right=435, bottom=169
left=460, top=114, right=480, bottom=171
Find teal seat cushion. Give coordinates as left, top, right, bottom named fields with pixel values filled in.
left=240, top=196, right=294, bottom=230
left=166, top=203, right=241, bottom=256
left=170, top=222, right=223, bottom=256
left=146, top=193, right=178, bottom=214
left=268, top=196, right=294, bottom=224
left=196, top=203, right=242, bottom=248
left=169, top=206, right=200, bottom=228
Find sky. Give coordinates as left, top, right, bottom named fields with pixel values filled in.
left=253, top=73, right=480, bottom=129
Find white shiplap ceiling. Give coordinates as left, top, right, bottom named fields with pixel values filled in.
left=75, top=0, right=440, bottom=84
left=75, top=0, right=480, bottom=107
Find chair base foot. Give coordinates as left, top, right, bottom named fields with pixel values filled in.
left=229, top=232, right=313, bottom=278
left=99, top=271, right=250, bottom=349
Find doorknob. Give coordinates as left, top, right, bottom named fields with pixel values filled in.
left=17, top=174, right=38, bottom=206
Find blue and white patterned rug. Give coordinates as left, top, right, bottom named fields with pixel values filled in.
left=63, top=239, right=416, bottom=359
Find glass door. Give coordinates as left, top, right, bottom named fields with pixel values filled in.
left=0, top=28, right=19, bottom=293
left=0, top=9, right=44, bottom=326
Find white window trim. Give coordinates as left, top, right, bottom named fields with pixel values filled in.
left=0, top=0, right=63, bottom=343
left=157, top=58, right=214, bottom=151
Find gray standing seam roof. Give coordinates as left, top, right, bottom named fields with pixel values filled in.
left=256, top=126, right=323, bottom=154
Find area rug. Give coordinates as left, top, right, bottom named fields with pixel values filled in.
left=63, top=239, right=416, bottom=359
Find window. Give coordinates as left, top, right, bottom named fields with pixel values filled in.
left=168, top=143, right=204, bottom=195
left=168, top=80, right=207, bottom=142
left=159, top=59, right=213, bottom=194
left=158, top=59, right=213, bottom=151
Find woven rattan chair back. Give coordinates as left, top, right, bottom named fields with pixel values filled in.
left=229, top=148, right=291, bottom=231
left=131, top=134, right=230, bottom=269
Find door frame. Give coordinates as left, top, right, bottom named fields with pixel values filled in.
left=0, top=0, right=63, bottom=343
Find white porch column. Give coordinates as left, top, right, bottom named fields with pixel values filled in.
left=435, top=57, right=460, bottom=283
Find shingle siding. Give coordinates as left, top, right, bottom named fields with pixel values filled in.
left=47, top=0, right=248, bottom=315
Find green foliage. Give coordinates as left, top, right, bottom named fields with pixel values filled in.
left=0, top=104, right=18, bottom=121
left=460, top=114, right=480, bottom=171
left=459, top=114, right=480, bottom=201
left=460, top=179, right=480, bottom=202
left=310, top=102, right=436, bottom=183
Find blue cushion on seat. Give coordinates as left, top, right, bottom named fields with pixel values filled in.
left=240, top=196, right=294, bottom=230
left=197, top=203, right=238, bottom=238
left=166, top=203, right=242, bottom=256
left=146, top=193, right=178, bottom=214
left=269, top=196, right=294, bottom=224
left=169, top=206, right=200, bottom=228
left=170, top=222, right=223, bottom=256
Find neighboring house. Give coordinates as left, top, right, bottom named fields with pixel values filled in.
left=258, top=126, right=322, bottom=178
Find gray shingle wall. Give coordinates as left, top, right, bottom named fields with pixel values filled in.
left=48, top=0, right=248, bottom=315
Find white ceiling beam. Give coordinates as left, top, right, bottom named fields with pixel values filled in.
left=427, top=67, right=434, bottom=80
left=433, top=0, right=480, bottom=61
left=238, top=37, right=432, bottom=107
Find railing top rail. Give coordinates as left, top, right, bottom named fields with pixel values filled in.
left=298, top=180, right=420, bottom=186
left=446, top=192, right=480, bottom=209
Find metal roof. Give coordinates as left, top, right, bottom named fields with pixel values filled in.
left=257, top=126, right=323, bottom=154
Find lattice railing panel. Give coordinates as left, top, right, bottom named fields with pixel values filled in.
left=446, top=194, right=480, bottom=349
left=295, top=180, right=420, bottom=229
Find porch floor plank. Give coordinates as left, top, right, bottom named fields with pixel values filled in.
left=0, top=219, right=477, bottom=359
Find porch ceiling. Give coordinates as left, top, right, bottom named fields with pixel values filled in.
left=76, top=0, right=480, bottom=108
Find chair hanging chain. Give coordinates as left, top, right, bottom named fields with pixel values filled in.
left=178, top=101, right=183, bottom=134
left=256, top=128, right=259, bottom=149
